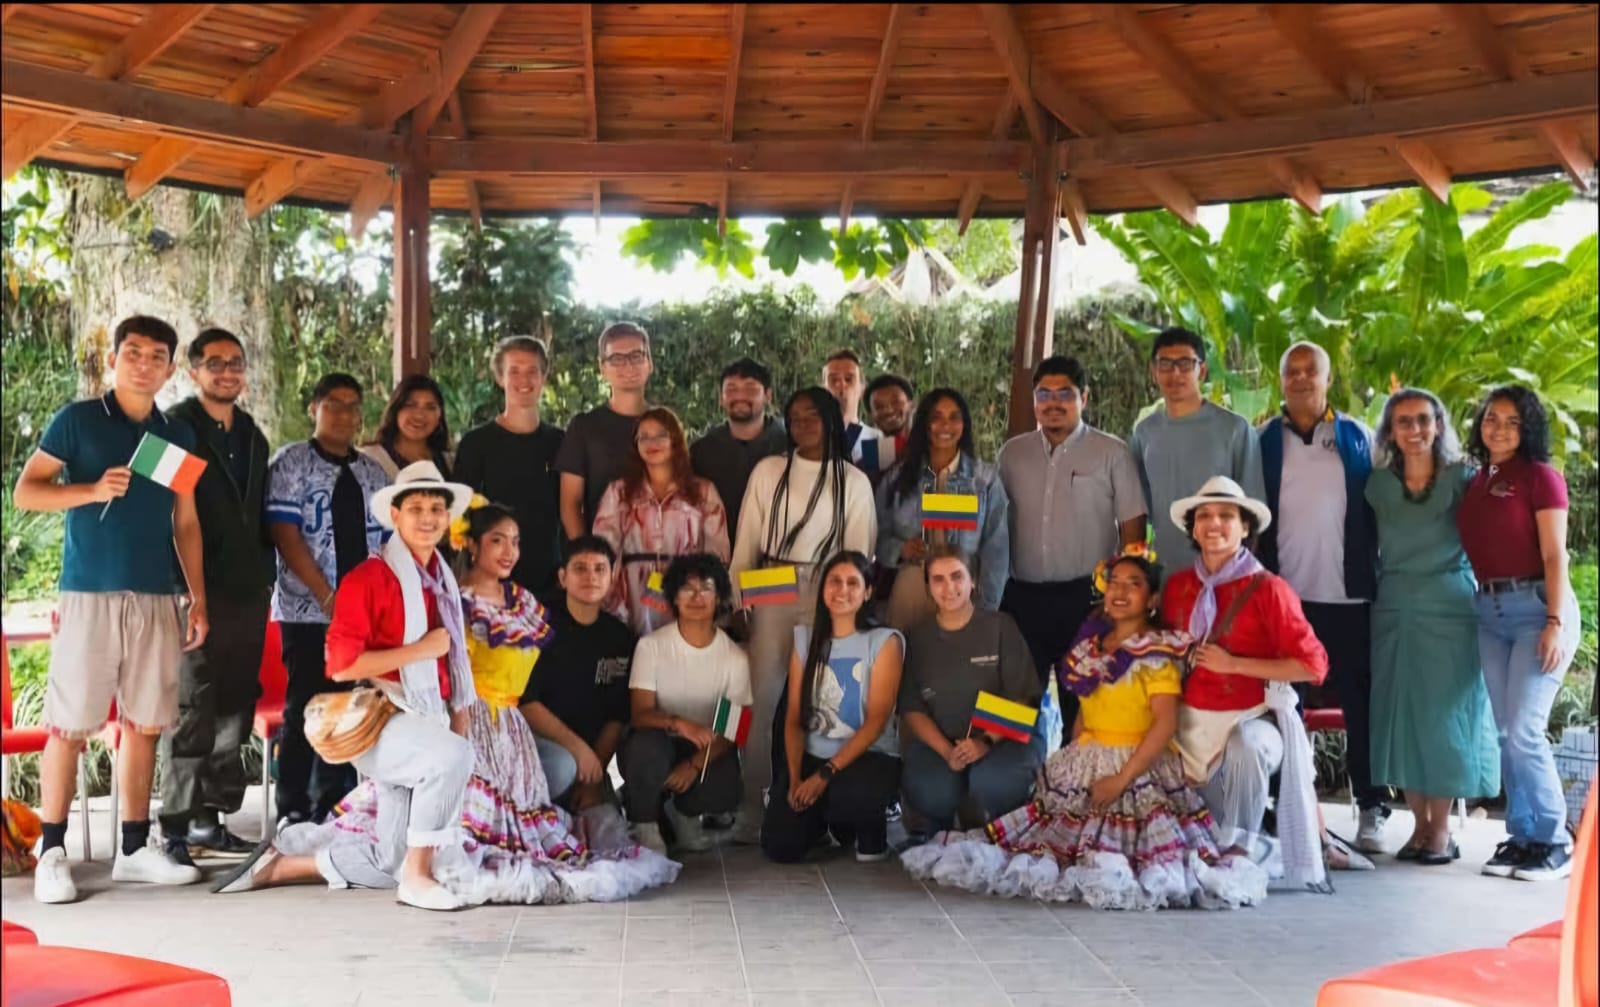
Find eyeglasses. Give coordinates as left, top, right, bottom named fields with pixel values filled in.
left=319, top=400, right=363, bottom=417
left=1393, top=414, right=1435, bottom=431
left=1153, top=357, right=1202, bottom=374
left=676, top=580, right=718, bottom=598
left=636, top=432, right=672, bottom=446
left=603, top=350, right=651, bottom=368
left=200, top=358, right=246, bottom=374
left=1033, top=387, right=1080, bottom=404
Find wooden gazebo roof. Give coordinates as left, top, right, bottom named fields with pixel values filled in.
left=3, top=3, right=1596, bottom=234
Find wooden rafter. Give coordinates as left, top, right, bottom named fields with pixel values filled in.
left=445, top=90, right=482, bottom=229
left=348, top=169, right=395, bottom=241
left=581, top=4, right=598, bottom=141
left=125, top=4, right=386, bottom=200
left=957, top=90, right=1019, bottom=235
left=247, top=4, right=503, bottom=218
left=977, top=3, right=1197, bottom=225
left=1, top=5, right=20, bottom=26
left=1442, top=3, right=1593, bottom=190
left=840, top=3, right=904, bottom=230
left=1059, top=177, right=1087, bottom=246
left=2, top=4, right=213, bottom=177
left=430, top=138, right=1029, bottom=176
left=1264, top=4, right=1455, bottom=201
left=1090, top=3, right=1321, bottom=213
left=718, top=4, right=746, bottom=231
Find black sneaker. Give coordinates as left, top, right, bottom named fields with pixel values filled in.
left=162, top=837, right=198, bottom=869
left=186, top=823, right=256, bottom=859
left=1482, top=839, right=1531, bottom=878
left=1512, top=843, right=1572, bottom=882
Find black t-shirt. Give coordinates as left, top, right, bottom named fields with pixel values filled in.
left=520, top=601, right=635, bottom=749
left=310, top=439, right=368, bottom=584
left=689, top=418, right=788, bottom=533
left=553, top=406, right=641, bottom=533
left=455, top=419, right=565, bottom=594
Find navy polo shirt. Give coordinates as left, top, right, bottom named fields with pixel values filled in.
left=38, top=390, right=196, bottom=594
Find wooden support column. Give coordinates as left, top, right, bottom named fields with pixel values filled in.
left=1007, top=139, right=1061, bottom=437
left=392, top=141, right=432, bottom=381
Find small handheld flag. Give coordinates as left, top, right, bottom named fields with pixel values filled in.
left=704, top=695, right=753, bottom=782
left=921, top=492, right=980, bottom=532
left=738, top=566, right=800, bottom=608
left=855, top=435, right=895, bottom=477
left=970, top=690, right=1038, bottom=745
left=641, top=571, right=669, bottom=612
left=102, top=432, right=208, bottom=520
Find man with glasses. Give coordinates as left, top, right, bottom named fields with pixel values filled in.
left=265, top=373, right=388, bottom=829
left=158, top=329, right=274, bottom=858
left=1129, top=327, right=1265, bottom=566
left=996, top=356, right=1145, bottom=740
left=558, top=322, right=653, bottom=538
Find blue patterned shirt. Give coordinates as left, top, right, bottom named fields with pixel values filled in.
left=266, top=440, right=388, bottom=623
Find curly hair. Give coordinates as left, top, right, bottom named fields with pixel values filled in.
left=621, top=406, right=703, bottom=506
left=1467, top=385, right=1552, bottom=464
left=1181, top=504, right=1261, bottom=553
left=661, top=552, right=733, bottom=620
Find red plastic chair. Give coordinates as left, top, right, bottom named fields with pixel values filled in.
left=2, top=920, right=38, bottom=946
left=253, top=622, right=287, bottom=839
left=1316, top=780, right=1598, bottom=1007
left=1509, top=920, right=1563, bottom=951
left=1, top=633, right=51, bottom=757
left=1, top=944, right=230, bottom=1006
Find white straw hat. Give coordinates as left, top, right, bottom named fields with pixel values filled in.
left=369, top=460, right=474, bottom=529
left=1168, top=475, right=1273, bottom=533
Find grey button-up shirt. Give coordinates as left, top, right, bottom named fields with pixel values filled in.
left=996, top=424, right=1146, bottom=584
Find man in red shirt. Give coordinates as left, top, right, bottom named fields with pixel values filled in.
left=212, top=462, right=478, bottom=911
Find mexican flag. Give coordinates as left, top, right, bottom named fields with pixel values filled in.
left=129, top=432, right=207, bottom=494
left=711, top=696, right=752, bottom=747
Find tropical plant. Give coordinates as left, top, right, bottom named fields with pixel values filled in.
left=619, top=215, right=930, bottom=280
left=1093, top=181, right=1600, bottom=456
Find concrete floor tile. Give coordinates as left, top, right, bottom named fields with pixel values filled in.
left=493, top=963, right=622, bottom=992
left=743, top=961, right=873, bottom=992
left=866, top=960, right=1005, bottom=990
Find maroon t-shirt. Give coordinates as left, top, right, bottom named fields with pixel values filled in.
left=1456, top=458, right=1568, bottom=581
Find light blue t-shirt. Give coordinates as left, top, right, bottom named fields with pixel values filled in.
left=792, top=624, right=903, bottom=759
left=1129, top=401, right=1265, bottom=566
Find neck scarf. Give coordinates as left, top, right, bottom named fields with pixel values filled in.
left=1187, top=547, right=1265, bottom=641
left=381, top=534, right=471, bottom=720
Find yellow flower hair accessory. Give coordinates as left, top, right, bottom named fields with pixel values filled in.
left=1091, top=541, right=1159, bottom=595
left=449, top=494, right=492, bottom=551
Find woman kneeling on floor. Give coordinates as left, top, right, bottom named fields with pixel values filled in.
left=620, top=553, right=753, bottom=856
left=762, top=551, right=903, bottom=863
left=904, top=547, right=1265, bottom=909
left=214, top=462, right=477, bottom=911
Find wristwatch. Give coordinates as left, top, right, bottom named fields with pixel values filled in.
left=817, top=761, right=837, bottom=782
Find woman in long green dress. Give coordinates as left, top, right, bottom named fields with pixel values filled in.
left=1367, top=389, right=1499, bottom=865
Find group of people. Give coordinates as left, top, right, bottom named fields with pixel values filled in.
left=15, top=314, right=1582, bottom=914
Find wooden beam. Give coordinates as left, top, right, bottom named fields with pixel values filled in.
left=245, top=156, right=313, bottom=218
left=1009, top=138, right=1061, bottom=437
left=1, top=5, right=20, bottom=26
left=840, top=4, right=904, bottom=227
left=445, top=90, right=482, bottom=229
left=392, top=145, right=432, bottom=381
left=364, top=52, right=441, bottom=129
left=1264, top=5, right=1371, bottom=104
left=1443, top=3, right=1594, bottom=191
left=976, top=5, right=1048, bottom=143
left=1055, top=71, right=1598, bottom=176
left=125, top=4, right=386, bottom=199
left=582, top=4, right=598, bottom=141
left=1137, top=169, right=1198, bottom=227
left=957, top=91, right=1019, bottom=235
left=722, top=4, right=746, bottom=143
left=978, top=4, right=1113, bottom=138
left=428, top=137, right=1031, bottom=176
left=839, top=184, right=854, bottom=231
left=1388, top=138, right=1452, bottom=203
left=593, top=181, right=602, bottom=230
left=1266, top=157, right=1324, bottom=214
left=3, top=5, right=213, bottom=176
left=1, top=59, right=401, bottom=165
left=718, top=177, right=729, bottom=237
left=349, top=169, right=394, bottom=241
left=1060, top=176, right=1087, bottom=246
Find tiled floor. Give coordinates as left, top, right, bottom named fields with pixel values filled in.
left=1, top=794, right=1568, bottom=1007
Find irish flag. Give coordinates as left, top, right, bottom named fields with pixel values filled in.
left=711, top=696, right=753, bottom=747
left=130, top=432, right=206, bottom=494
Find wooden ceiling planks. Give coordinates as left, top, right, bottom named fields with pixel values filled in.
left=1, top=3, right=1595, bottom=219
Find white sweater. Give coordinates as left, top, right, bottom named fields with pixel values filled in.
left=731, top=454, right=877, bottom=577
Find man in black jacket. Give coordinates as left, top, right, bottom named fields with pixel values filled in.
left=159, top=328, right=275, bottom=860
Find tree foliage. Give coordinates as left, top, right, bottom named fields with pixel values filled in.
left=619, top=215, right=929, bottom=280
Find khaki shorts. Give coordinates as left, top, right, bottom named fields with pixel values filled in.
left=45, top=591, right=183, bottom=738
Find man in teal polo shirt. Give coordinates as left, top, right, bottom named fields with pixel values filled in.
left=14, top=315, right=210, bottom=904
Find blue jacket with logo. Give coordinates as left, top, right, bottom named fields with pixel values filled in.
left=1258, top=410, right=1378, bottom=602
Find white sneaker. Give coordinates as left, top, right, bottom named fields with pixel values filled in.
left=396, top=881, right=464, bottom=912
left=731, top=806, right=762, bottom=846
left=665, top=800, right=711, bottom=853
left=34, top=846, right=78, bottom=904
left=632, top=822, right=669, bottom=857
left=112, top=845, right=203, bottom=886
left=1355, top=807, right=1389, bottom=854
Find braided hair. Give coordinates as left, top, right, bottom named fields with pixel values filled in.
left=765, top=387, right=851, bottom=566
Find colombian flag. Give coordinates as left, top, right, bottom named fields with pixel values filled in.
left=738, top=566, right=800, bottom=607
left=970, top=690, right=1038, bottom=744
left=642, top=571, right=669, bottom=612
left=921, top=492, right=980, bottom=532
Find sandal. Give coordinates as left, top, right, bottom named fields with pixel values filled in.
left=1395, top=844, right=1423, bottom=861
left=1324, top=832, right=1376, bottom=871
left=1418, top=838, right=1460, bottom=866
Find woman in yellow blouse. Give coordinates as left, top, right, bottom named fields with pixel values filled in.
left=903, top=548, right=1266, bottom=909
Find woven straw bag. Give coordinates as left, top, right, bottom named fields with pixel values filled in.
left=303, top=687, right=398, bottom=764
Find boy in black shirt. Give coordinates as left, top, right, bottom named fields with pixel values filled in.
left=520, top=537, right=634, bottom=810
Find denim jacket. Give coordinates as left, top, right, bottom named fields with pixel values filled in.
left=875, top=452, right=1010, bottom=610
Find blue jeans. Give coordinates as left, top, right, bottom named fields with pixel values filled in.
left=1473, top=584, right=1577, bottom=845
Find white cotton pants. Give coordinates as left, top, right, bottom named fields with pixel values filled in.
left=1202, top=715, right=1285, bottom=854
left=316, top=712, right=474, bottom=890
